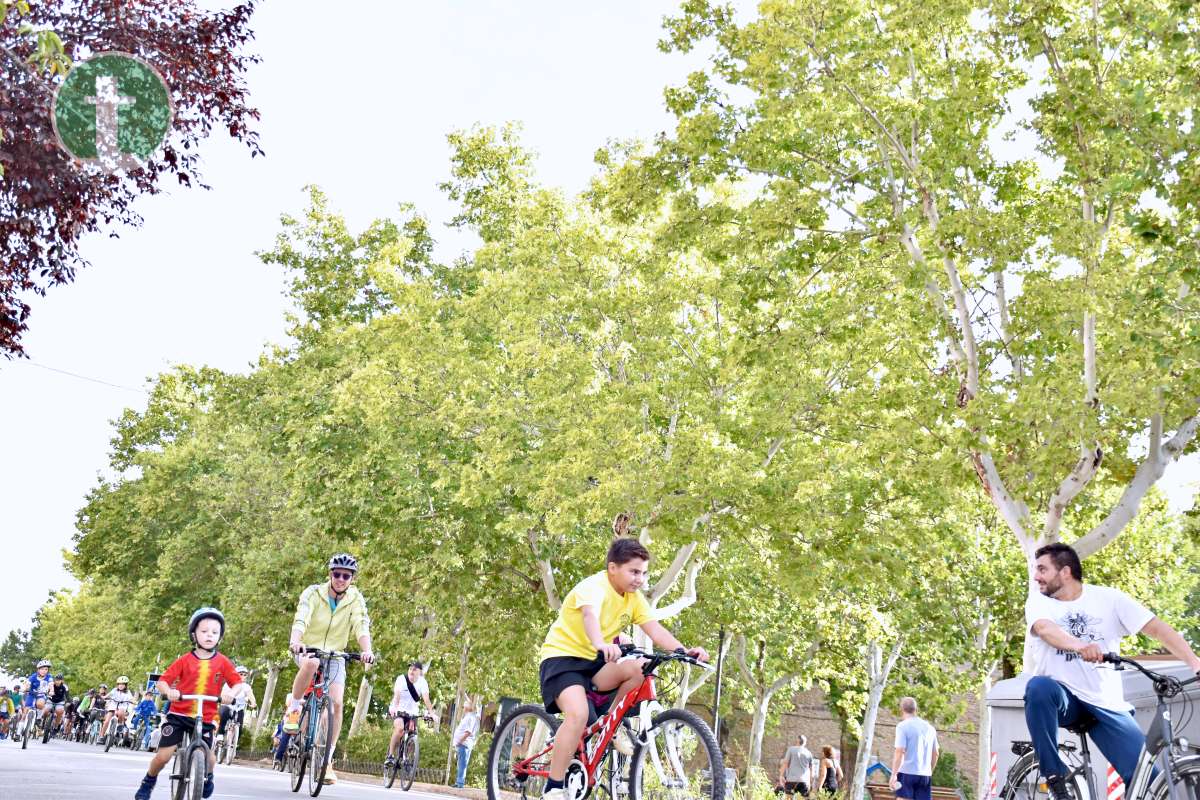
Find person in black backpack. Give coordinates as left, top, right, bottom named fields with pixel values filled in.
left=384, top=662, right=435, bottom=767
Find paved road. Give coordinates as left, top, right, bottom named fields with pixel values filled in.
left=0, top=736, right=460, bottom=800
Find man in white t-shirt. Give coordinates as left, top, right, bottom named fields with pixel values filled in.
left=385, top=662, right=435, bottom=767
left=1024, top=543, right=1200, bottom=800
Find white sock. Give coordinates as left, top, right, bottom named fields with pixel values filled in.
left=287, top=696, right=301, bottom=713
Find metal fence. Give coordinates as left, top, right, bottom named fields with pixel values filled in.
left=238, top=749, right=445, bottom=784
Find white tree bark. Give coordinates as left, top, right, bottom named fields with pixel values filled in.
left=732, top=634, right=809, bottom=778
left=255, top=662, right=281, bottom=736
left=444, top=636, right=471, bottom=784
left=849, top=638, right=904, bottom=800
left=528, top=526, right=561, bottom=610
left=348, top=674, right=373, bottom=739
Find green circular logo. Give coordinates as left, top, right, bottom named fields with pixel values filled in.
left=52, top=52, right=173, bottom=172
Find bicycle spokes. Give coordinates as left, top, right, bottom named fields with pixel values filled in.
left=636, top=716, right=715, bottom=800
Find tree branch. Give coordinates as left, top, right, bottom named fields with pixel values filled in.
left=647, top=541, right=698, bottom=604
left=527, top=526, right=560, bottom=611
left=652, top=557, right=703, bottom=621
left=1073, top=407, right=1200, bottom=558
left=1043, top=443, right=1103, bottom=542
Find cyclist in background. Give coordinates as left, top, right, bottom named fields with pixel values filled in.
left=284, top=553, right=375, bottom=786
left=216, top=665, right=257, bottom=747
left=22, top=660, right=55, bottom=733
left=385, top=661, right=436, bottom=769
left=132, top=692, right=158, bottom=749
left=44, top=674, right=70, bottom=734
left=102, top=676, right=135, bottom=739
left=0, top=687, right=14, bottom=739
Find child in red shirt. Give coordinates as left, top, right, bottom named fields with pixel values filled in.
left=134, top=607, right=254, bottom=800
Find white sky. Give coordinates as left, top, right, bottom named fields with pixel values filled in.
left=0, top=2, right=1196, bottom=684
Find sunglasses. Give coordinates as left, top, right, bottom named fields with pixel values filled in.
left=331, top=571, right=354, bottom=581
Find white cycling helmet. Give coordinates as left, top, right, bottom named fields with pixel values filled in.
left=328, top=552, right=358, bottom=573
left=36, top=659, right=51, bottom=668
left=235, top=665, right=249, bottom=675
left=116, top=676, right=129, bottom=685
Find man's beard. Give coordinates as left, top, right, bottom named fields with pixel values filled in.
left=1039, top=576, right=1064, bottom=596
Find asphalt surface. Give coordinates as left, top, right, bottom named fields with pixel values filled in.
left=0, top=735, right=463, bottom=800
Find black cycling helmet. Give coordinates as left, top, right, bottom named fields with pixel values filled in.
left=54, top=674, right=63, bottom=680
left=188, top=606, right=226, bottom=651
left=328, top=553, right=358, bottom=573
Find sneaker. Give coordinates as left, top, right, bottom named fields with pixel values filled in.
left=384, top=754, right=396, bottom=766
left=612, top=725, right=634, bottom=757
left=323, top=768, right=338, bottom=785
left=1046, top=776, right=1075, bottom=800
left=202, top=774, right=214, bottom=799
left=134, top=774, right=157, bottom=800
left=542, top=789, right=567, bottom=800
left=282, top=708, right=301, bottom=734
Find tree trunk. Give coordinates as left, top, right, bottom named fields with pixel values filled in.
left=255, top=663, right=281, bottom=736
left=348, top=675, right=372, bottom=739
left=850, top=639, right=903, bottom=800
left=977, top=670, right=996, bottom=800
left=444, top=637, right=470, bottom=785
left=747, top=691, right=769, bottom=779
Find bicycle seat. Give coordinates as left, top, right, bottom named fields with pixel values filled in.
left=585, top=689, right=614, bottom=725
left=1012, top=741, right=1033, bottom=756
left=1065, top=718, right=1096, bottom=736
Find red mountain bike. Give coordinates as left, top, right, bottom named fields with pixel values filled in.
left=486, top=646, right=725, bottom=800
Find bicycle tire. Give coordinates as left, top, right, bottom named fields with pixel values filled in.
left=226, top=723, right=239, bottom=765
left=21, top=713, right=32, bottom=749
left=628, top=707, right=725, bottom=800
left=384, top=753, right=398, bottom=789
left=486, top=703, right=561, bottom=800
left=104, top=727, right=115, bottom=752
left=290, top=705, right=310, bottom=794
left=1149, top=753, right=1200, bottom=800
left=171, top=742, right=189, bottom=800
left=41, top=716, right=52, bottom=744
left=188, top=745, right=207, bottom=800
left=1000, top=751, right=1088, bottom=800
left=400, top=734, right=420, bottom=791
left=309, top=698, right=334, bottom=796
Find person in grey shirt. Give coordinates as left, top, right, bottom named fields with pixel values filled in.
left=778, top=734, right=816, bottom=798
left=890, top=697, right=939, bottom=800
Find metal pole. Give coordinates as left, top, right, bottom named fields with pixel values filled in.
left=713, top=627, right=726, bottom=753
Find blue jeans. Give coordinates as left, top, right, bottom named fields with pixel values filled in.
left=1024, top=676, right=1145, bottom=787
left=455, top=744, right=472, bottom=787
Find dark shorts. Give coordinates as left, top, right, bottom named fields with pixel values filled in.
left=157, top=713, right=214, bottom=750
left=895, top=773, right=932, bottom=800
left=539, top=654, right=606, bottom=714
left=781, top=782, right=810, bottom=796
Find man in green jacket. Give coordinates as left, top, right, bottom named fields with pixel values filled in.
left=283, top=553, right=375, bottom=786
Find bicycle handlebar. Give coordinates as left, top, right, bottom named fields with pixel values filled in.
left=300, top=647, right=367, bottom=662
left=618, top=644, right=715, bottom=671
left=1103, top=653, right=1200, bottom=697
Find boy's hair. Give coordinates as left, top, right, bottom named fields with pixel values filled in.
left=1034, top=542, right=1083, bottom=580
left=607, top=537, right=650, bottom=566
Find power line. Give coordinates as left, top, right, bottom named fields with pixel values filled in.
left=17, top=361, right=148, bottom=395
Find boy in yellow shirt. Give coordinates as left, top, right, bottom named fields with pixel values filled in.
left=538, top=535, right=709, bottom=800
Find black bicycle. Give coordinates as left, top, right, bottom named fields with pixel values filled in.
left=286, top=648, right=365, bottom=797
left=1002, top=654, right=1200, bottom=800
left=384, top=712, right=431, bottom=790
left=167, top=694, right=219, bottom=800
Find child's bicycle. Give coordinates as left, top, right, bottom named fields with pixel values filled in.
left=486, top=645, right=725, bottom=800
left=169, top=694, right=220, bottom=800
left=383, top=711, right=434, bottom=790
left=285, top=648, right=365, bottom=797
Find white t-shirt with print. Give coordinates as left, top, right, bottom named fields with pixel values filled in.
left=390, top=675, right=430, bottom=716
left=1024, top=585, right=1154, bottom=711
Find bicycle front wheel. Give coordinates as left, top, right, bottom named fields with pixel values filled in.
left=225, top=724, right=239, bottom=765
left=1149, top=754, right=1200, bottom=800
left=187, top=746, right=208, bottom=800
left=628, top=708, right=724, bottom=800
left=290, top=707, right=310, bottom=793
left=308, top=699, right=334, bottom=797
left=400, top=734, right=420, bottom=791
left=486, top=703, right=560, bottom=800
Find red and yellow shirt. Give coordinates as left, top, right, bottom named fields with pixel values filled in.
left=160, top=652, right=241, bottom=724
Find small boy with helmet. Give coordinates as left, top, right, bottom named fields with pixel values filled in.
left=133, top=607, right=253, bottom=800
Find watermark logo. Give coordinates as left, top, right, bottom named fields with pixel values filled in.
left=52, top=52, right=173, bottom=173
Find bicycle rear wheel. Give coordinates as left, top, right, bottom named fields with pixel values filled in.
left=1001, top=754, right=1088, bottom=800
left=486, top=703, right=560, bottom=800
left=308, top=698, right=334, bottom=797
left=400, top=734, right=420, bottom=791
left=628, top=708, right=724, bottom=800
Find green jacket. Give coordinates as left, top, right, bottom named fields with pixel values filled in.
left=292, top=581, right=371, bottom=651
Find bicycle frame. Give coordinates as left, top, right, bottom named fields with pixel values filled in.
left=513, top=668, right=659, bottom=788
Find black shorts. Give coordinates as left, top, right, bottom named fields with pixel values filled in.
left=781, top=783, right=810, bottom=796
left=539, top=654, right=606, bottom=714
left=895, top=773, right=932, bottom=800
left=157, top=714, right=214, bottom=750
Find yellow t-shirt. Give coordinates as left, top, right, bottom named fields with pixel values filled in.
left=540, top=571, right=653, bottom=661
